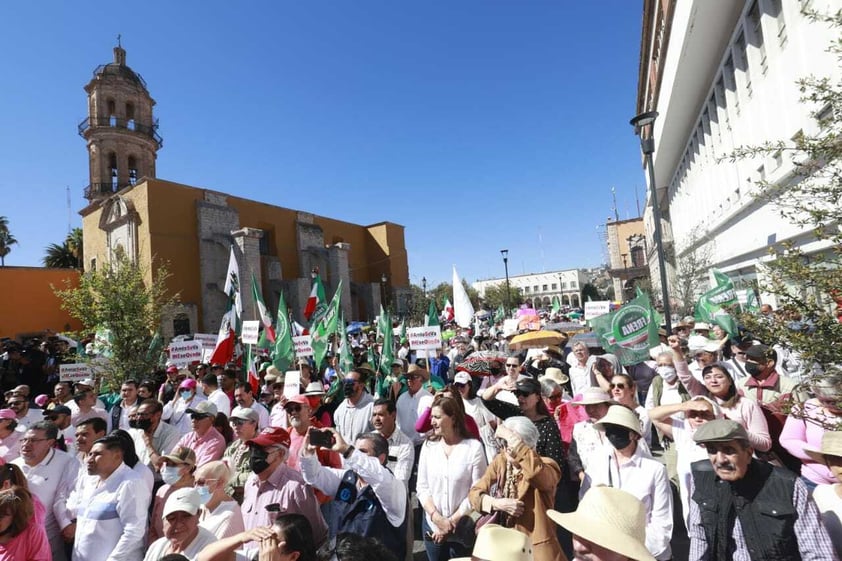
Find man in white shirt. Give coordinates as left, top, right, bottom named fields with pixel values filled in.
left=44, top=405, right=76, bottom=454
left=130, top=398, right=181, bottom=481
left=69, top=434, right=150, bottom=561
left=7, top=391, right=43, bottom=429
left=200, top=373, right=231, bottom=418
left=580, top=405, right=673, bottom=561
left=371, top=398, right=414, bottom=485
left=71, top=389, right=111, bottom=433
left=74, top=416, right=108, bottom=467
left=232, top=382, right=271, bottom=429
left=395, top=366, right=433, bottom=447
left=333, top=369, right=375, bottom=444
left=13, top=420, right=79, bottom=561
left=566, top=342, right=592, bottom=397
left=109, top=379, right=140, bottom=431
left=143, top=488, right=217, bottom=561
left=162, top=378, right=207, bottom=435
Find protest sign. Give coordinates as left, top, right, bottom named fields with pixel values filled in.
left=293, top=335, right=313, bottom=357
left=60, top=363, right=92, bottom=383
left=192, top=333, right=218, bottom=350
left=407, top=326, right=442, bottom=351
left=168, top=340, right=203, bottom=367
left=283, top=370, right=301, bottom=398
left=241, top=321, right=260, bottom=345
left=584, top=301, right=611, bottom=320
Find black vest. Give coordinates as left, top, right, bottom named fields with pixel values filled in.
left=691, top=459, right=800, bottom=561
left=329, top=470, right=406, bottom=561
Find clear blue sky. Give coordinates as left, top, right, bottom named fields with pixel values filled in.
left=0, top=1, right=646, bottom=287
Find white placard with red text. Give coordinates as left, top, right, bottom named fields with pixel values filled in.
left=169, top=340, right=203, bottom=367
left=293, top=336, right=313, bottom=357
left=407, top=326, right=442, bottom=351
left=60, top=363, right=92, bottom=382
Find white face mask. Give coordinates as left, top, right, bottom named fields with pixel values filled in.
left=161, top=466, right=182, bottom=485
left=656, top=366, right=677, bottom=383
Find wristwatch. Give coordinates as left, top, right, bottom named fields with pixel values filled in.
left=343, top=445, right=355, bottom=459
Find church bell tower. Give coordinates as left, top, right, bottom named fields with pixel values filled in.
left=79, top=40, right=162, bottom=202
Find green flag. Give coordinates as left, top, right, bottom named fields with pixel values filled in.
left=146, top=331, right=163, bottom=364
left=426, top=301, right=440, bottom=327
left=311, top=280, right=342, bottom=369
left=379, top=316, right=394, bottom=376
left=551, top=296, right=561, bottom=314
left=590, top=292, right=660, bottom=365
left=272, top=290, right=295, bottom=372
left=398, top=321, right=407, bottom=342
left=338, top=314, right=355, bottom=376
left=696, top=270, right=740, bottom=336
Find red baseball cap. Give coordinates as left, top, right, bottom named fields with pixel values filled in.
left=246, top=427, right=291, bottom=449
left=284, top=395, right=310, bottom=409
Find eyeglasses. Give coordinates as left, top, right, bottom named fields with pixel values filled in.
left=189, top=414, right=210, bottom=421
left=514, top=390, right=533, bottom=398
left=20, top=437, right=50, bottom=444
left=548, top=393, right=562, bottom=401
left=453, top=382, right=467, bottom=389
left=285, top=404, right=302, bottom=413
left=686, top=411, right=714, bottom=420
left=609, top=383, right=628, bottom=390
left=505, top=363, right=520, bottom=368
left=195, top=478, right=219, bottom=486
left=735, top=352, right=746, bottom=356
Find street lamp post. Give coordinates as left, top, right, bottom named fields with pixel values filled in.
left=500, top=249, right=511, bottom=317
left=422, top=276, right=427, bottom=299
left=380, top=273, right=388, bottom=314
left=630, top=110, right=672, bottom=333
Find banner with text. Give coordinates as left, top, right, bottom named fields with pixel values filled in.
left=168, top=340, right=203, bottom=367
left=241, top=321, right=261, bottom=345
left=192, top=333, right=219, bottom=350
left=293, top=335, right=313, bottom=357
left=584, top=301, right=611, bottom=320
left=283, top=370, right=301, bottom=398
left=407, top=325, right=442, bottom=351
left=60, top=363, right=92, bottom=382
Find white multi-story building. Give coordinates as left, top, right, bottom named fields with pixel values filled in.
left=473, top=269, right=588, bottom=310
left=635, top=0, right=839, bottom=306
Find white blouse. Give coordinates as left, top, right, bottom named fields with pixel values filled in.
left=416, top=437, right=487, bottom=529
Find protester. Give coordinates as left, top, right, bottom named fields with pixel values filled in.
left=333, top=368, right=375, bottom=444
left=11, top=420, right=78, bottom=561
left=0, top=486, right=51, bottom=561
left=194, top=460, right=244, bottom=540
left=451, top=523, right=535, bottom=561
left=222, top=408, right=258, bottom=504
left=301, top=428, right=408, bottom=560
left=163, top=379, right=207, bottom=435
left=73, top=417, right=107, bottom=467
left=395, top=365, right=434, bottom=447
left=175, top=401, right=225, bottom=468
left=736, top=344, right=798, bottom=404
left=232, top=382, right=270, bottom=430
left=689, top=419, right=837, bottom=560
left=586, top=353, right=624, bottom=393
left=609, top=373, right=652, bottom=447
left=44, top=405, right=74, bottom=453
left=111, top=428, right=156, bottom=493
left=6, top=393, right=41, bottom=430
left=130, top=398, right=182, bottom=481
left=371, top=398, right=415, bottom=485
left=580, top=405, right=672, bottom=560
left=150, top=447, right=197, bottom=543
left=566, top=342, right=592, bottom=397
left=416, top=396, right=487, bottom=561
left=195, top=513, right=318, bottom=561
left=69, top=434, right=150, bottom=561
left=453, top=371, right=499, bottom=463
left=111, top=380, right=140, bottom=431
left=144, top=488, right=217, bottom=561
left=804, top=431, right=842, bottom=553
left=548, top=486, right=656, bottom=561
left=200, top=374, right=230, bottom=418
left=72, top=389, right=110, bottom=434
left=0, top=410, right=21, bottom=463
left=469, top=417, right=564, bottom=561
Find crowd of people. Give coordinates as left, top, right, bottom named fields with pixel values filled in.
left=0, top=302, right=840, bottom=561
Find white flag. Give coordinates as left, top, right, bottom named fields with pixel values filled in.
left=452, top=266, right=475, bottom=329
left=224, top=246, right=242, bottom=319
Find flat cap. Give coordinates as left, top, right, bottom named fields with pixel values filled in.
left=692, top=419, right=749, bottom=444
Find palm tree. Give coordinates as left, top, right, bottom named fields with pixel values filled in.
left=66, top=228, right=83, bottom=266
left=43, top=243, right=80, bottom=268
left=0, top=216, right=17, bottom=267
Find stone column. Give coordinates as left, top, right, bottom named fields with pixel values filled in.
left=196, top=191, right=240, bottom=332
left=328, top=242, right=352, bottom=320
left=232, top=227, right=264, bottom=322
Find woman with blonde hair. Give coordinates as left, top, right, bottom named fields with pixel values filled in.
left=0, top=486, right=50, bottom=561
left=469, top=416, right=565, bottom=561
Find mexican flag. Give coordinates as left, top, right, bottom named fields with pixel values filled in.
left=310, top=280, right=342, bottom=369
left=442, top=298, right=455, bottom=322
left=304, top=275, right=327, bottom=323
left=251, top=274, right=275, bottom=343
left=696, top=270, right=740, bottom=336
left=210, top=247, right=242, bottom=365
left=272, top=289, right=295, bottom=373
left=244, top=344, right=259, bottom=394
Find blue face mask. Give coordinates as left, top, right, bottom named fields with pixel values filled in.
left=196, top=485, right=212, bottom=505
left=161, top=466, right=181, bottom=485
left=180, top=390, right=192, bottom=401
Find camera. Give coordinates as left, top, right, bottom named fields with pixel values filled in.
left=309, top=428, right=335, bottom=448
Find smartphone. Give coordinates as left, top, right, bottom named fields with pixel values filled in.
left=424, top=531, right=435, bottom=540
left=309, top=429, right=335, bottom=448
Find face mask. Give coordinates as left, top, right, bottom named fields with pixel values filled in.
left=250, top=447, right=272, bottom=474
left=180, top=391, right=192, bottom=401
left=604, top=426, right=633, bottom=450
left=745, top=362, right=762, bottom=378
left=656, top=366, right=677, bottom=383
left=128, top=419, right=141, bottom=430
left=343, top=380, right=357, bottom=398
left=161, top=466, right=182, bottom=485
left=196, top=485, right=212, bottom=505
left=136, top=418, right=152, bottom=431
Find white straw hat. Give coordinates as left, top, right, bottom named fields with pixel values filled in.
left=548, top=487, right=655, bottom=561
left=594, top=404, right=643, bottom=436
left=451, top=524, right=533, bottom=561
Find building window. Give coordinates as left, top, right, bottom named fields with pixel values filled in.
left=524, top=287, right=530, bottom=293
left=108, top=152, right=118, bottom=188
left=173, top=315, right=191, bottom=337
left=542, top=284, right=548, bottom=292
left=551, top=283, right=557, bottom=290
left=631, top=246, right=645, bottom=268
left=128, top=156, right=137, bottom=185
left=570, top=281, right=577, bottom=289
left=533, top=285, right=539, bottom=292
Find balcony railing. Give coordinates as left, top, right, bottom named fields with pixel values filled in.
left=78, top=116, right=163, bottom=148
left=84, top=182, right=133, bottom=200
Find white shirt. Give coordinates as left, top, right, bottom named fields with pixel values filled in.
left=396, top=388, right=433, bottom=446
left=301, top=448, right=407, bottom=527
left=199, top=499, right=245, bottom=540
left=812, top=483, right=842, bottom=554
left=17, top=406, right=44, bottom=429
left=162, top=394, right=207, bottom=435
left=416, top=437, right=487, bottom=530
left=334, top=393, right=375, bottom=444
left=381, top=427, right=415, bottom=485
left=69, top=463, right=150, bottom=561
left=580, top=443, right=673, bottom=560
left=0, top=429, right=22, bottom=462
left=143, top=527, right=218, bottom=561
left=232, top=402, right=271, bottom=430
left=13, top=448, right=79, bottom=542
left=207, top=388, right=231, bottom=418
left=130, top=421, right=182, bottom=475
left=572, top=420, right=605, bottom=473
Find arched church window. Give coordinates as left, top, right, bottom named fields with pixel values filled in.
left=128, top=156, right=138, bottom=185
left=126, top=102, right=135, bottom=130
left=107, top=99, right=117, bottom=127
left=109, top=152, right=118, bottom=189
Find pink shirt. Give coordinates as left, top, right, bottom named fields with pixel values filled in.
left=0, top=501, right=50, bottom=561
left=780, top=399, right=836, bottom=485
left=176, top=428, right=226, bottom=467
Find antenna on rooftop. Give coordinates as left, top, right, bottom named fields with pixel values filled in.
left=66, top=186, right=71, bottom=234
left=611, top=186, right=620, bottom=222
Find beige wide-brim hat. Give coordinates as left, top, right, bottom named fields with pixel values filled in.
left=594, top=404, right=643, bottom=436
left=539, top=367, right=569, bottom=386
left=451, top=524, right=533, bottom=561
left=547, top=487, right=655, bottom=561
left=571, top=387, right=613, bottom=406
left=804, top=431, right=842, bottom=465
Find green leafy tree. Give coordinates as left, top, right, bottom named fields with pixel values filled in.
left=479, top=282, right=524, bottom=311
left=427, top=280, right=481, bottom=312
left=54, top=248, right=179, bottom=386
left=581, top=283, right=602, bottom=303
left=729, top=9, right=842, bottom=377
left=43, top=229, right=83, bottom=269
left=0, top=216, right=18, bottom=267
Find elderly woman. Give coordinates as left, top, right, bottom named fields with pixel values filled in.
left=0, top=485, right=50, bottom=561
left=469, top=416, right=564, bottom=561
left=195, top=461, right=244, bottom=540
left=586, top=353, right=624, bottom=393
